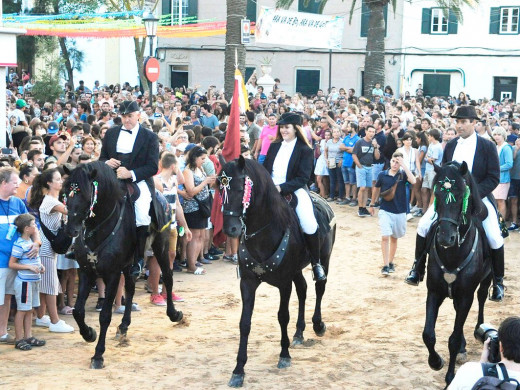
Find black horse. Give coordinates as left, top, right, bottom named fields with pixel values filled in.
left=422, top=161, right=492, bottom=386
left=64, top=162, right=182, bottom=369
left=220, top=157, right=336, bottom=388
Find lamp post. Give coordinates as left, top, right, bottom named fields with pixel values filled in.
left=143, top=11, right=159, bottom=98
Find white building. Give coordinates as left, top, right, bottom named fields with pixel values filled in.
left=400, top=0, right=519, bottom=101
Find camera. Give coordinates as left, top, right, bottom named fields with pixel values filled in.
left=474, top=323, right=500, bottom=363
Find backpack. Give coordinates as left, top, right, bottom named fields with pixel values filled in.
left=471, top=363, right=520, bottom=390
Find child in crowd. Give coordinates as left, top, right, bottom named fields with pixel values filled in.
left=369, top=152, right=417, bottom=275
left=9, top=213, right=46, bottom=350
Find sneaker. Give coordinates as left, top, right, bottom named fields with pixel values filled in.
left=410, top=205, right=420, bottom=213
left=95, top=298, right=105, bottom=312
left=49, top=320, right=74, bottom=333
left=326, top=197, right=335, bottom=202
left=161, top=291, right=185, bottom=302
left=145, top=282, right=162, bottom=294
left=388, top=263, right=395, bottom=273
left=208, top=246, right=224, bottom=256
left=337, top=199, right=350, bottom=205
left=131, top=303, right=141, bottom=311
left=0, top=333, right=15, bottom=344
left=357, top=208, right=365, bottom=217
left=406, top=213, right=414, bottom=221
left=381, top=266, right=390, bottom=276
left=203, top=253, right=219, bottom=261
left=35, top=315, right=51, bottom=328
left=172, top=260, right=183, bottom=272
left=413, top=210, right=424, bottom=217
left=348, top=199, right=358, bottom=207
left=508, top=222, right=520, bottom=231
left=372, top=202, right=381, bottom=208
left=179, top=259, right=188, bottom=268
left=114, top=306, right=125, bottom=314
left=150, top=294, right=167, bottom=306
left=224, top=254, right=238, bottom=265
left=358, top=208, right=370, bottom=217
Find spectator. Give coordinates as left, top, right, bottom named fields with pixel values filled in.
left=324, top=128, right=345, bottom=201
left=313, top=129, right=331, bottom=198
left=492, top=127, right=513, bottom=218
left=339, top=122, right=359, bottom=206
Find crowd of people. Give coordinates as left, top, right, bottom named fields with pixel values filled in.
left=1, top=70, right=519, bottom=385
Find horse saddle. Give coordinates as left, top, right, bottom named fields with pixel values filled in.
left=284, top=191, right=335, bottom=237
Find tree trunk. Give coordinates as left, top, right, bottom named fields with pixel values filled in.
left=224, top=0, right=247, bottom=101
left=58, top=37, right=75, bottom=90
left=363, top=0, right=387, bottom=97
left=134, top=37, right=148, bottom=93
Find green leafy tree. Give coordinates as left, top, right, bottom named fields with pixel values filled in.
left=276, top=0, right=478, bottom=96
left=31, top=37, right=64, bottom=103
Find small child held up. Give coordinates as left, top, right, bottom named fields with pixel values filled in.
left=9, top=213, right=46, bottom=351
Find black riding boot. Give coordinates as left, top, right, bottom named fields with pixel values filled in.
left=131, top=226, right=149, bottom=279
left=303, top=231, right=327, bottom=282
left=489, top=246, right=505, bottom=302
left=404, top=234, right=428, bottom=286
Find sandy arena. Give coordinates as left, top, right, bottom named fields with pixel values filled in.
left=2, top=204, right=518, bottom=390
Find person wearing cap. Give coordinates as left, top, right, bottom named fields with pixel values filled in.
left=405, top=105, right=506, bottom=302
left=262, top=112, right=327, bottom=281
left=9, top=99, right=28, bottom=128
left=100, top=100, right=160, bottom=277
left=46, top=133, right=72, bottom=165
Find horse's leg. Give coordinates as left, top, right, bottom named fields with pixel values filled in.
left=476, top=272, right=492, bottom=329
left=152, top=233, right=182, bottom=322
left=277, top=282, right=293, bottom=369
left=422, top=291, right=446, bottom=371
left=73, top=268, right=97, bottom=343
left=446, top=295, right=474, bottom=386
left=90, top=272, right=119, bottom=369
left=116, top=267, right=135, bottom=341
left=452, top=299, right=467, bottom=360
left=312, top=254, right=329, bottom=337
left=292, top=271, right=307, bottom=346
left=228, top=277, right=260, bottom=388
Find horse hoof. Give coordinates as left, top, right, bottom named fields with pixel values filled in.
left=313, top=322, right=326, bottom=337
left=277, top=357, right=292, bottom=369
left=169, top=310, right=183, bottom=323
left=90, top=357, right=104, bottom=369
left=429, top=355, right=444, bottom=371
left=456, top=352, right=467, bottom=364
left=228, top=373, right=244, bottom=388
left=85, top=327, right=97, bottom=343
left=292, top=336, right=304, bottom=347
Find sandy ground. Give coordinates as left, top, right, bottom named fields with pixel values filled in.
left=2, top=203, right=519, bottom=390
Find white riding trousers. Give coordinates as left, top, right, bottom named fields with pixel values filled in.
left=135, top=180, right=152, bottom=227
left=294, top=188, right=318, bottom=235
left=417, top=197, right=503, bottom=249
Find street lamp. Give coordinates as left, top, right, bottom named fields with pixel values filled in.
left=143, top=11, right=159, bottom=98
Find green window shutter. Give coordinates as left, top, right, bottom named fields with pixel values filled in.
left=162, top=0, right=171, bottom=15
left=298, top=0, right=321, bottom=14
left=448, top=10, right=458, bottom=34
left=383, top=3, right=388, bottom=37
left=490, top=7, right=500, bottom=34
left=421, top=8, right=432, bottom=34
left=187, top=0, right=198, bottom=23
left=246, top=0, right=256, bottom=23
left=360, top=0, right=369, bottom=37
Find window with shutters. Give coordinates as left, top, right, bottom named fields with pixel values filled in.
left=500, top=7, right=519, bottom=34
left=298, top=0, right=322, bottom=14
left=421, top=8, right=457, bottom=35
left=246, top=0, right=256, bottom=23
left=431, top=8, right=448, bottom=34
left=162, top=0, right=198, bottom=24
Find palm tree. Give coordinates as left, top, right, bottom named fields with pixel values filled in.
left=276, top=0, right=477, bottom=97
left=224, top=0, right=247, bottom=101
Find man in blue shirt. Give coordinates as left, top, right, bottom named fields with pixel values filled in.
left=339, top=123, right=359, bottom=205
left=0, top=167, right=41, bottom=343
left=200, top=104, right=220, bottom=132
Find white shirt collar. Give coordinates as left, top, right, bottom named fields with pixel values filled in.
left=457, top=131, right=477, bottom=145
left=282, top=137, right=297, bottom=147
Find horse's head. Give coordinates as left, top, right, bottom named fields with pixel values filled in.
left=433, top=161, right=478, bottom=248
left=63, top=162, right=108, bottom=237
left=219, top=156, right=249, bottom=237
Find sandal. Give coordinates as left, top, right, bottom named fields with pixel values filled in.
left=15, top=339, right=32, bottom=351
left=60, top=306, right=74, bottom=315
left=186, top=267, right=206, bottom=275
left=25, top=337, right=46, bottom=347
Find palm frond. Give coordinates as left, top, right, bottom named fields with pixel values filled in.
left=348, top=0, right=358, bottom=24
left=275, top=0, right=295, bottom=9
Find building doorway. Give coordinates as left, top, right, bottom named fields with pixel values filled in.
left=494, top=76, right=517, bottom=102
left=296, top=69, right=320, bottom=97
left=423, top=74, right=451, bottom=97
left=170, top=65, right=189, bottom=90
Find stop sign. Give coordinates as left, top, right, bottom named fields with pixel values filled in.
left=144, top=57, right=160, bottom=82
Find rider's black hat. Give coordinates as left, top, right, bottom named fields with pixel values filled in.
left=450, top=105, right=480, bottom=120
left=277, top=112, right=302, bottom=126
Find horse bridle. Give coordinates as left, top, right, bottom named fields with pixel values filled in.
left=219, top=171, right=270, bottom=240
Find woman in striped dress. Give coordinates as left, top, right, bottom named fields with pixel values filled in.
left=29, top=168, right=74, bottom=333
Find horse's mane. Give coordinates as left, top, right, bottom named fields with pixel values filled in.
left=67, top=161, right=122, bottom=202
left=243, top=159, right=293, bottom=232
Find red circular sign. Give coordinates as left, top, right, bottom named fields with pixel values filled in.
left=144, top=57, right=160, bottom=82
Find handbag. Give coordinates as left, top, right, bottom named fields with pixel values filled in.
left=195, top=191, right=212, bottom=218
left=380, top=172, right=402, bottom=202
left=39, top=218, right=72, bottom=254
left=327, top=157, right=336, bottom=169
